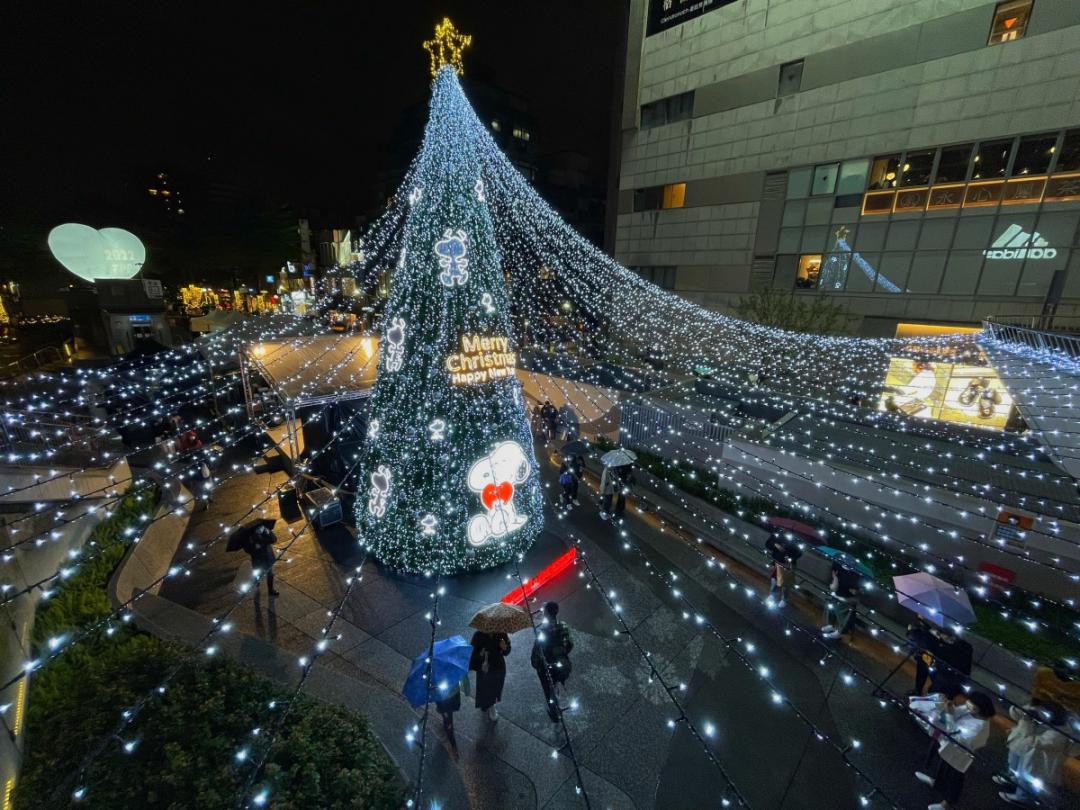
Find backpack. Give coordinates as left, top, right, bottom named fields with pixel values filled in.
left=559, top=471, right=574, bottom=487
left=534, top=621, right=573, bottom=669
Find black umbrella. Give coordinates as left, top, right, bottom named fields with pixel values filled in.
left=226, top=518, right=277, bottom=552
left=561, top=440, right=589, bottom=456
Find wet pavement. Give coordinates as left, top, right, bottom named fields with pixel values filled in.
left=158, top=438, right=1012, bottom=810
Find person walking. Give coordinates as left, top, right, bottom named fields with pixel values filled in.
left=928, top=627, right=974, bottom=695
left=996, top=700, right=1078, bottom=805
left=540, top=400, right=558, bottom=442
left=821, top=561, right=860, bottom=639
left=244, top=523, right=280, bottom=597
left=469, top=629, right=510, bottom=721
left=558, top=462, right=579, bottom=508
left=531, top=601, right=574, bottom=722
left=435, top=673, right=471, bottom=752
left=599, top=465, right=617, bottom=520
left=908, top=618, right=938, bottom=697
left=915, top=690, right=996, bottom=810
left=613, top=466, right=633, bottom=519
left=765, top=534, right=798, bottom=608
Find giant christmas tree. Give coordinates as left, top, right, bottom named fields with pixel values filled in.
left=358, top=27, right=542, bottom=575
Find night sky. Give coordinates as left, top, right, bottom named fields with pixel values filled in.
left=2, top=2, right=622, bottom=293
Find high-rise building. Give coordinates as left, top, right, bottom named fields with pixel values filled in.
left=612, top=0, right=1080, bottom=334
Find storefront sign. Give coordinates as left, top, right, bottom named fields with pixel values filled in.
left=991, top=510, right=1033, bottom=550
left=861, top=190, right=895, bottom=215
left=1002, top=176, right=1047, bottom=205
left=446, top=334, right=516, bottom=385
left=647, top=0, right=738, bottom=36
left=963, top=180, right=1004, bottom=208
left=1044, top=173, right=1080, bottom=201
left=926, top=184, right=965, bottom=210
left=893, top=187, right=929, bottom=212
left=983, top=224, right=1057, bottom=260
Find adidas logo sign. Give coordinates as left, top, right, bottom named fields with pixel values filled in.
left=983, top=224, right=1057, bottom=260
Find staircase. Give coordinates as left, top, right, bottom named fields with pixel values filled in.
left=982, top=317, right=1080, bottom=481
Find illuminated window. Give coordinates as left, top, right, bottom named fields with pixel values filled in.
left=1012, top=133, right=1057, bottom=175
left=178, top=209, right=185, bottom=215
left=988, top=0, right=1032, bottom=45
left=491, top=119, right=501, bottom=132
left=148, top=188, right=158, bottom=196
left=868, top=154, right=900, bottom=190
left=934, top=143, right=973, bottom=183
left=512, top=127, right=530, bottom=142
left=795, top=254, right=822, bottom=289
left=972, top=139, right=1013, bottom=179
left=900, top=149, right=934, bottom=187
left=661, top=183, right=686, bottom=209
left=1058, top=129, right=1080, bottom=172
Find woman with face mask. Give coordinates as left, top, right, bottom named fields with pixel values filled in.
left=914, top=690, right=996, bottom=810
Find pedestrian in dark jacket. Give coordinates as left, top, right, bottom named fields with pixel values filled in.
left=613, top=466, right=633, bottom=519
left=558, top=462, right=579, bottom=507
left=908, top=618, right=937, bottom=696
left=929, top=628, right=974, bottom=695
left=540, top=400, right=558, bottom=442
left=469, top=630, right=511, bottom=721
left=245, top=524, right=280, bottom=597
left=531, top=601, right=574, bottom=722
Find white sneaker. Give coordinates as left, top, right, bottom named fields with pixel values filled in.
left=573, top=499, right=580, bottom=506
left=915, top=771, right=934, bottom=787
left=821, top=625, right=835, bottom=634
left=777, top=599, right=786, bottom=608
left=599, top=512, right=609, bottom=520
left=928, top=804, right=945, bottom=810
left=487, top=707, right=499, bottom=722
left=822, top=630, right=841, bottom=640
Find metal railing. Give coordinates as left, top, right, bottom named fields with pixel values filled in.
left=983, top=316, right=1080, bottom=360
left=0, top=343, right=70, bottom=380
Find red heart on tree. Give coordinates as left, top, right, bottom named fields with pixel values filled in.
left=481, top=481, right=514, bottom=509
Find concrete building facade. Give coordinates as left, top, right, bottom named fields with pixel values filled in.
left=613, top=0, right=1080, bottom=334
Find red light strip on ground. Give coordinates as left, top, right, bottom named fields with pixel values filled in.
left=501, top=547, right=577, bottom=605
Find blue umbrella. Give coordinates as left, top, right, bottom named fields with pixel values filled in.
left=402, top=635, right=472, bottom=708
left=893, top=572, right=976, bottom=628
left=815, top=545, right=874, bottom=579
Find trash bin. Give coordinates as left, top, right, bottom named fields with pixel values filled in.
left=278, top=483, right=302, bottom=522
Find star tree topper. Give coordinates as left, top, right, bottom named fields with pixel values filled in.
left=423, top=17, right=471, bottom=78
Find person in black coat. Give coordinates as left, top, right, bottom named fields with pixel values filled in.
left=908, top=618, right=937, bottom=696
left=469, top=630, right=511, bottom=721
left=244, top=524, right=279, bottom=597
left=928, top=627, right=974, bottom=694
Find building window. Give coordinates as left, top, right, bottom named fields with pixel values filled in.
left=934, top=143, right=973, bottom=183
left=972, top=139, right=1013, bottom=179
left=512, top=127, right=530, bottom=142
left=988, top=0, right=1033, bottom=46
left=632, top=266, right=677, bottom=290
left=795, top=254, right=822, bottom=289
left=868, top=154, right=900, bottom=189
left=634, top=187, right=661, bottom=212
left=1012, top=133, right=1057, bottom=175
left=1058, top=129, right=1080, bottom=173
left=811, top=163, right=839, bottom=195
left=662, top=183, right=686, bottom=209
left=640, top=91, right=694, bottom=128
left=900, top=149, right=935, bottom=187
left=634, top=183, right=686, bottom=211
left=491, top=119, right=501, bottom=132
left=778, top=59, right=804, bottom=97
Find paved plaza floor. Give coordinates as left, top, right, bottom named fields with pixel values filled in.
left=158, top=441, right=1009, bottom=809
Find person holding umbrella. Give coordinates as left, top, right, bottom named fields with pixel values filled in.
left=227, top=520, right=280, bottom=597
left=469, top=603, right=529, bottom=722
left=246, top=522, right=280, bottom=597
left=893, top=572, right=976, bottom=693
left=402, top=636, right=473, bottom=750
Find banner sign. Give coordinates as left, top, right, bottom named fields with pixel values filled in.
left=647, top=0, right=738, bottom=36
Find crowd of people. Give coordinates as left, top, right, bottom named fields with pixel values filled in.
left=433, top=601, right=576, bottom=746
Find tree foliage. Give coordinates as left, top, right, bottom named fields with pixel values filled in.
left=733, top=287, right=855, bottom=335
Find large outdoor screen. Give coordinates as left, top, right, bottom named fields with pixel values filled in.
left=879, top=357, right=1015, bottom=431
left=47, top=223, right=146, bottom=283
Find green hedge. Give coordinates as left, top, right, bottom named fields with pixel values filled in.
left=15, top=635, right=403, bottom=809
left=15, top=486, right=404, bottom=809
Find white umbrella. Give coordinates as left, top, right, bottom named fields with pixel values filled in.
left=600, top=448, right=637, bottom=467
